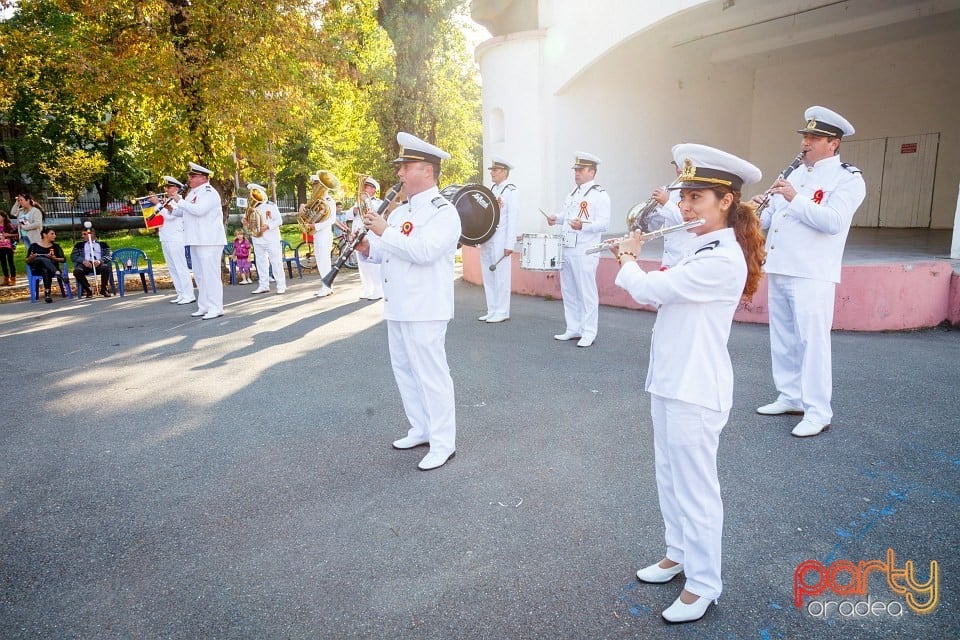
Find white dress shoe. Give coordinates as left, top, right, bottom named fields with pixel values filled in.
left=791, top=418, right=830, bottom=437
left=177, top=297, right=196, bottom=305
left=276, top=288, right=286, bottom=295
left=636, top=561, right=684, bottom=583
left=418, top=450, right=455, bottom=471
left=485, top=315, right=509, bottom=323
left=553, top=331, right=581, bottom=341
left=251, top=287, right=269, bottom=295
left=477, top=314, right=490, bottom=321
left=576, top=336, right=595, bottom=348
left=662, top=594, right=715, bottom=623
left=170, top=296, right=182, bottom=304
left=201, top=311, right=223, bottom=320
left=392, top=436, right=430, bottom=450
left=314, top=285, right=332, bottom=298
left=190, top=310, right=206, bottom=317
left=756, top=399, right=804, bottom=415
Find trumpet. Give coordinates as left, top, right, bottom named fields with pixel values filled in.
left=754, top=151, right=806, bottom=216
left=625, top=176, right=683, bottom=233
left=584, top=219, right=706, bottom=255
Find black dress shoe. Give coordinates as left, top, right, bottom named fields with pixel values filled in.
left=101, top=289, right=112, bottom=297
left=83, top=289, right=93, bottom=299
left=44, top=293, right=53, bottom=303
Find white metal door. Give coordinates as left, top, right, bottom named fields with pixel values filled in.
left=879, top=133, right=939, bottom=227
left=842, top=138, right=886, bottom=227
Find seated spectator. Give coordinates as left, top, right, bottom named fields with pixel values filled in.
left=0, top=212, right=18, bottom=286
left=25, top=227, right=66, bottom=303
left=71, top=225, right=112, bottom=298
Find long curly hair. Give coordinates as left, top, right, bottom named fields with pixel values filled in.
left=713, top=187, right=766, bottom=299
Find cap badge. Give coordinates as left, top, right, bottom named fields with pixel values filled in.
left=679, top=158, right=696, bottom=181
left=806, top=119, right=818, bottom=130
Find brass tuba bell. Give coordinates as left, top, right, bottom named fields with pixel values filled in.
left=242, top=184, right=268, bottom=237
left=298, top=170, right=340, bottom=235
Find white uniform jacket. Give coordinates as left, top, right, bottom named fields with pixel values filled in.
left=157, top=204, right=185, bottom=244
left=169, top=183, right=226, bottom=246
left=555, top=180, right=611, bottom=255
left=491, top=182, right=519, bottom=246
left=614, top=228, right=746, bottom=412
left=314, top=195, right=336, bottom=235
left=364, top=186, right=461, bottom=322
left=253, top=201, right=282, bottom=244
left=760, top=155, right=865, bottom=283
left=352, top=198, right=384, bottom=233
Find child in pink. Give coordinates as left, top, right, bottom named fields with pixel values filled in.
left=233, top=228, right=252, bottom=284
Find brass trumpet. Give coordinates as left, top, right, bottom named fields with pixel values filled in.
left=625, top=177, right=683, bottom=233
left=584, top=219, right=706, bottom=255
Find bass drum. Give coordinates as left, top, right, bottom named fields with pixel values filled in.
left=440, top=184, right=500, bottom=247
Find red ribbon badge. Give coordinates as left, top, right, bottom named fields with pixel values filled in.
left=578, top=201, right=590, bottom=220
left=812, top=189, right=824, bottom=204
left=401, top=221, right=414, bottom=236
left=497, top=196, right=503, bottom=209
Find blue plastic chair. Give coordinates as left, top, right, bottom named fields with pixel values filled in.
left=26, top=262, right=73, bottom=302
left=112, top=247, right=156, bottom=296
left=281, top=240, right=302, bottom=279
left=223, top=244, right=237, bottom=285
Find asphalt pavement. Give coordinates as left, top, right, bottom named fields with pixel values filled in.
left=1, top=267, right=957, bottom=639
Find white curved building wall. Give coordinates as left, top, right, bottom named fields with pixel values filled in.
left=476, top=0, right=960, bottom=234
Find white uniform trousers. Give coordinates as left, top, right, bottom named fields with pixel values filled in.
left=559, top=253, right=600, bottom=340
left=479, top=231, right=511, bottom=317
left=161, top=240, right=193, bottom=300
left=651, top=394, right=727, bottom=601
left=388, top=320, right=456, bottom=456
left=314, top=231, right=333, bottom=282
left=189, top=245, right=223, bottom=315
left=252, top=238, right=286, bottom=291
left=767, top=274, right=835, bottom=425
left=357, top=259, right=383, bottom=298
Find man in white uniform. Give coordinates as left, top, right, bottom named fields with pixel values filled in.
left=755, top=106, right=866, bottom=437
left=546, top=152, right=611, bottom=347
left=165, top=162, right=226, bottom=319
left=478, top=156, right=519, bottom=323
left=356, top=132, right=461, bottom=471
left=645, top=160, right=694, bottom=268
left=152, top=176, right=195, bottom=305
left=352, top=176, right=384, bottom=300
left=310, top=173, right=337, bottom=298
left=247, top=182, right=286, bottom=295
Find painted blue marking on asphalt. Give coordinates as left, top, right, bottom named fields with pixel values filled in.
left=823, top=486, right=909, bottom=565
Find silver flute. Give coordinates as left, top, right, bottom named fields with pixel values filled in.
left=584, top=219, right=706, bottom=255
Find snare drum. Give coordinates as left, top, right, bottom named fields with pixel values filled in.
left=520, top=234, right=564, bottom=271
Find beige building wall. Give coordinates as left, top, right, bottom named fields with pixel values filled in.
left=474, top=0, right=960, bottom=234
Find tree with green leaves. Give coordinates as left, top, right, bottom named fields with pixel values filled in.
left=0, top=0, right=483, bottom=217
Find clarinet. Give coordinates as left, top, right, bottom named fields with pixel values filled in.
left=754, top=151, right=806, bottom=216
left=320, top=183, right=404, bottom=288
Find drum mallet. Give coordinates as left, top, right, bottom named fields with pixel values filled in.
left=489, top=254, right=510, bottom=271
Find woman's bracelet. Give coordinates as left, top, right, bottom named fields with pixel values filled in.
left=618, top=250, right=637, bottom=263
